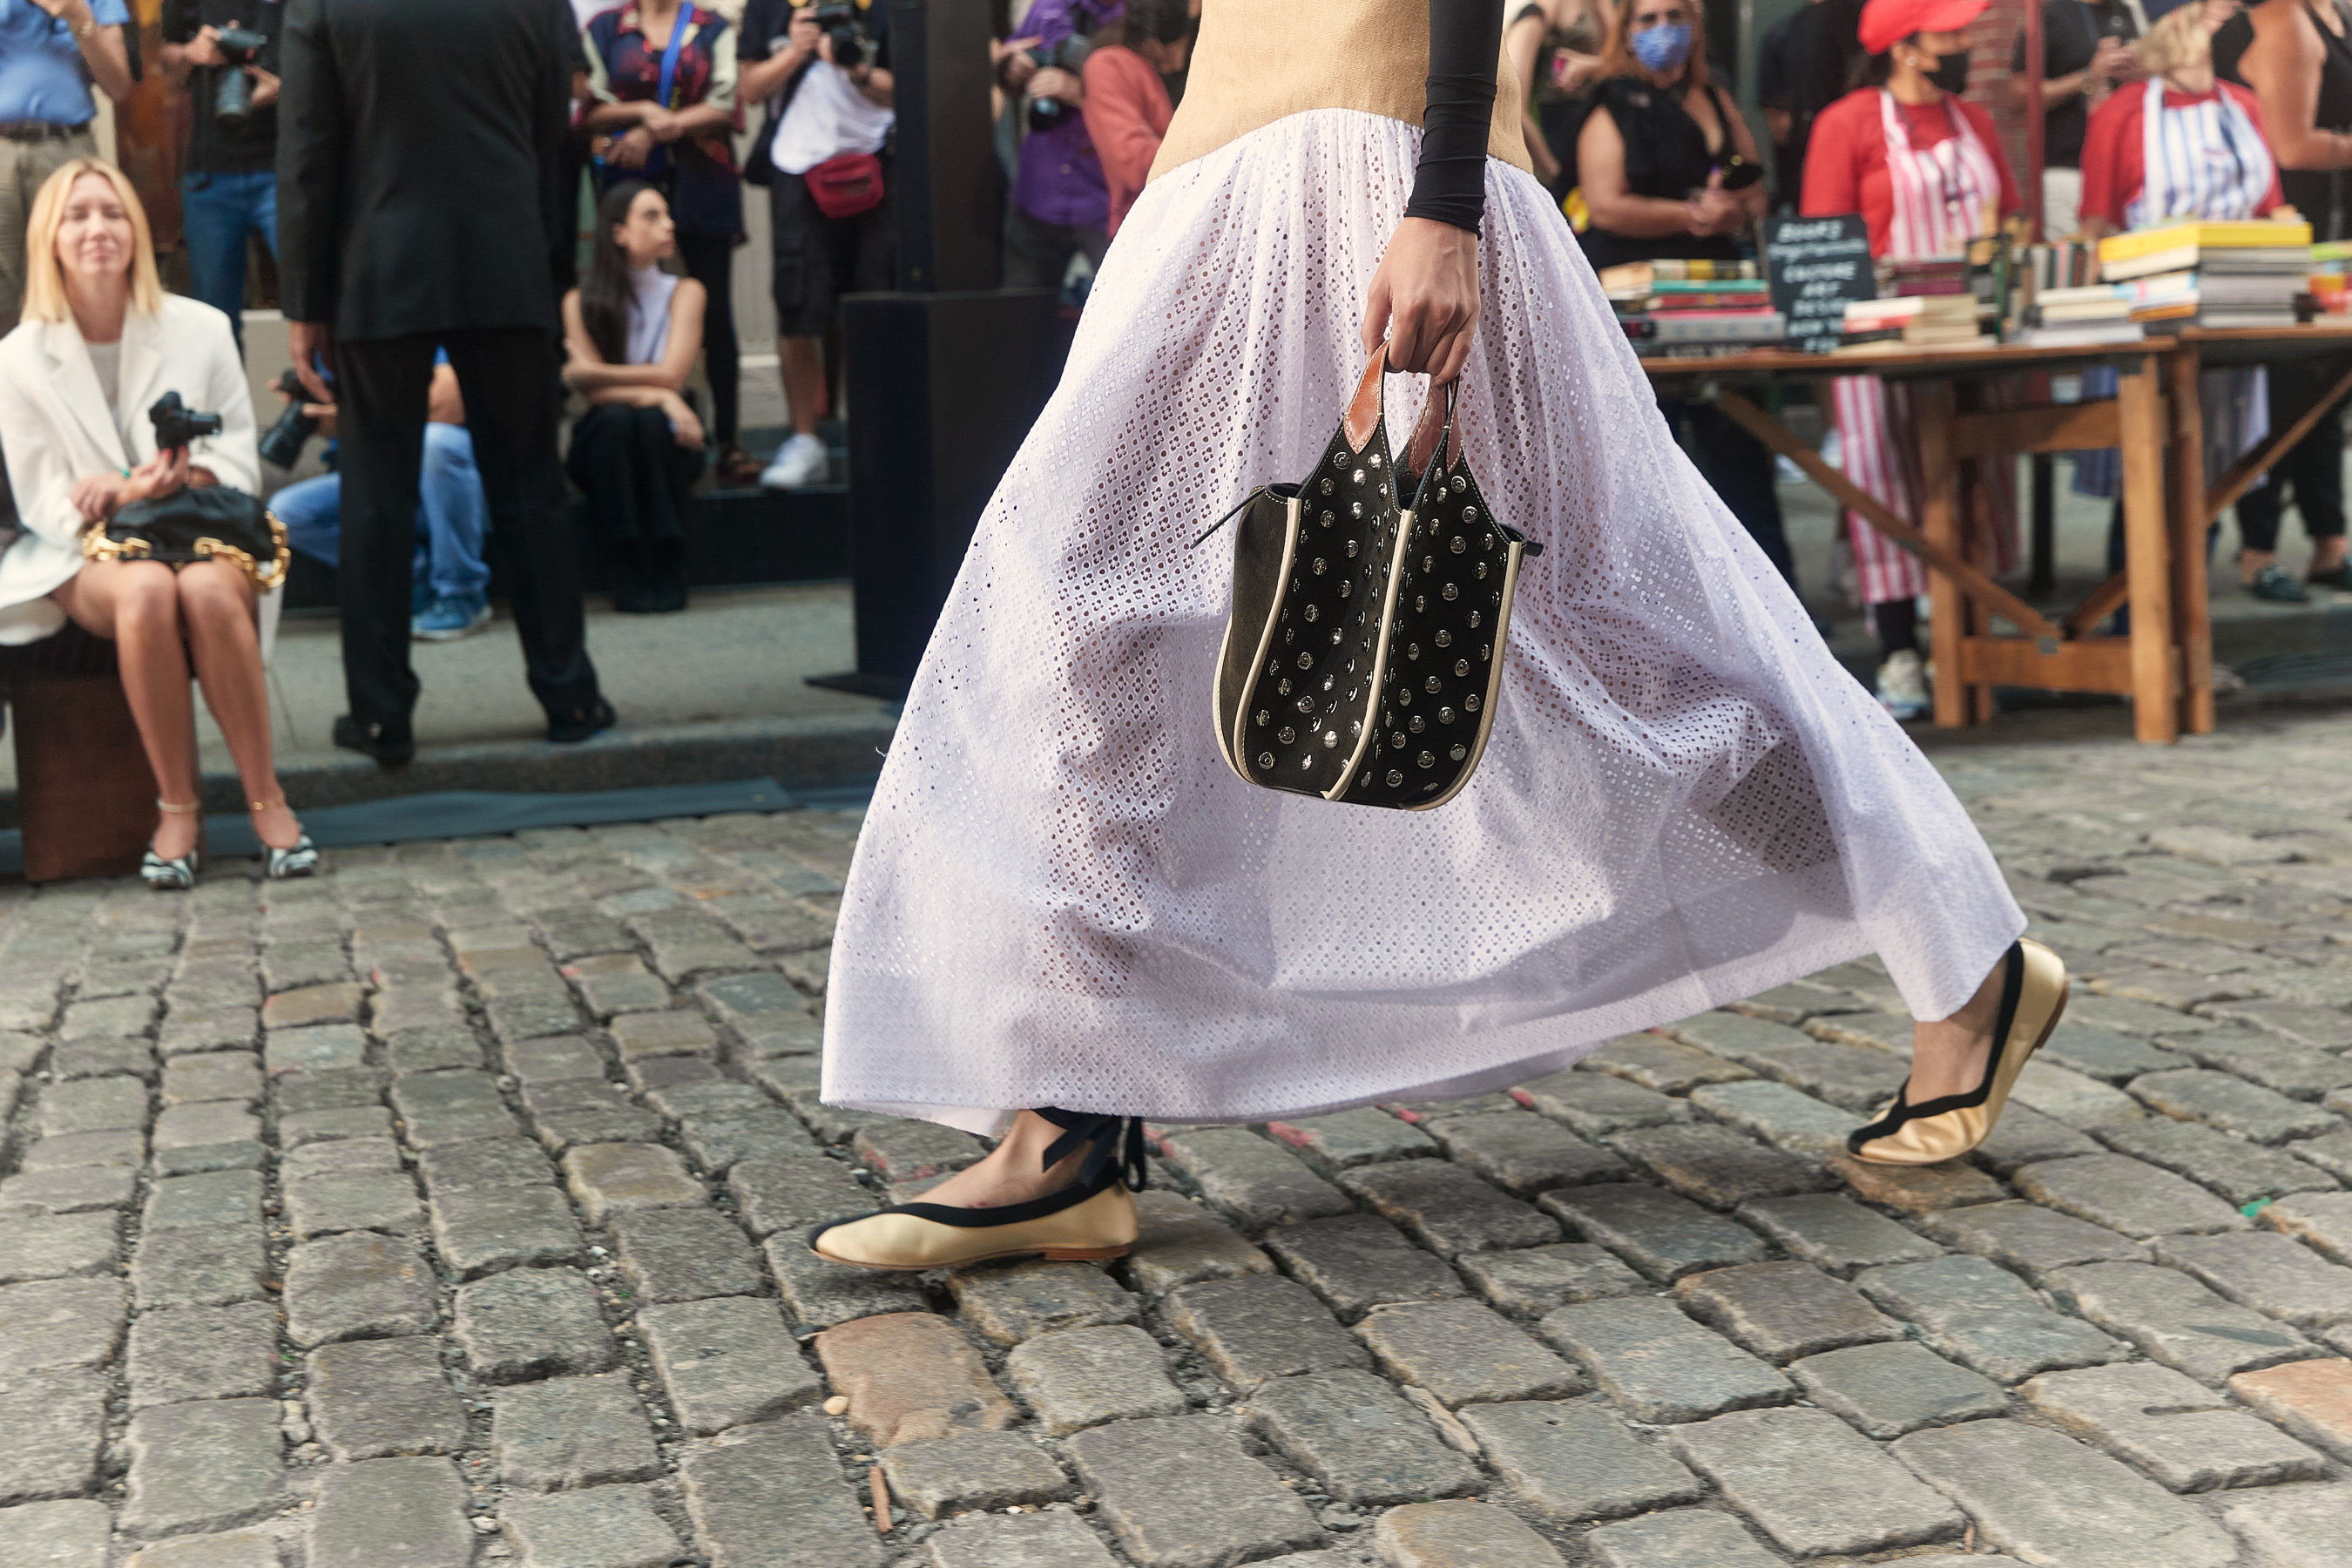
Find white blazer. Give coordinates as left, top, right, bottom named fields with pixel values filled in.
left=0, top=295, right=273, bottom=652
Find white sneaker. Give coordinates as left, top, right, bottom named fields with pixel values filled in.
left=1876, top=648, right=1930, bottom=720
left=760, top=432, right=829, bottom=490
left=1820, top=428, right=1842, bottom=470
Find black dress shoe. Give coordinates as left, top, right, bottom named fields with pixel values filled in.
left=547, top=697, right=616, bottom=745
left=333, top=714, right=415, bottom=767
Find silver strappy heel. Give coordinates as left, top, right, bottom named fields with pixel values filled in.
left=251, top=795, right=320, bottom=880
left=143, top=800, right=200, bottom=890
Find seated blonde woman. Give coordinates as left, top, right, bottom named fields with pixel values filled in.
left=0, top=159, right=314, bottom=888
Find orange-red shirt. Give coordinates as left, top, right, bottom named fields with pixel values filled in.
left=2078, top=81, right=2286, bottom=229
left=1081, top=45, right=1173, bottom=237
left=1801, top=88, right=2023, bottom=256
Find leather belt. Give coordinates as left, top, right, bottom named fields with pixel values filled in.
left=0, top=121, right=90, bottom=144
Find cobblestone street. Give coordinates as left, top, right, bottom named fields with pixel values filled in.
left=4, top=711, right=2352, bottom=1568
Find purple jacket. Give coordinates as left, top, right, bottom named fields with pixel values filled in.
left=1017, top=0, right=1124, bottom=49
left=1014, top=112, right=1109, bottom=229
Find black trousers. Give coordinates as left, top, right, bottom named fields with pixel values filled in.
left=567, top=401, right=699, bottom=613
left=2236, top=356, right=2349, bottom=553
left=337, top=328, right=601, bottom=726
left=1003, top=206, right=1108, bottom=292
left=1658, top=396, right=1799, bottom=590
left=676, top=231, right=739, bottom=448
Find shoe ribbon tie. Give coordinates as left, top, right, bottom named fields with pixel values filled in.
left=1035, top=1109, right=1149, bottom=1193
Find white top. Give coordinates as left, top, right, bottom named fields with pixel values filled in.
left=86, top=340, right=121, bottom=419
left=768, top=59, right=895, bottom=177
left=626, top=265, right=680, bottom=367
left=571, top=0, right=623, bottom=26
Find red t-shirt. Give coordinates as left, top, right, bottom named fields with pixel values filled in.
left=2078, top=81, right=2286, bottom=229
left=1801, top=88, right=2024, bottom=256
left=1081, top=46, right=1173, bottom=237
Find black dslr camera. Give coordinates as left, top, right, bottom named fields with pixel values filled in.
left=259, top=369, right=317, bottom=470
left=808, top=3, right=869, bottom=70
left=211, top=25, right=271, bottom=135
left=150, top=391, right=225, bottom=453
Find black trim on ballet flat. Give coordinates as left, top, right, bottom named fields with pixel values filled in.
left=1845, top=943, right=2025, bottom=1153
left=804, top=1161, right=1118, bottom=1250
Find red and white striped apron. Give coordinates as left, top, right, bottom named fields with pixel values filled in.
left=1831, top=91, right=2017, bottom=605
left=2077, top=78, right=2273, bottom=497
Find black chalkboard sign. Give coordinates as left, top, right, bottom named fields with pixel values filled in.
left=1765, top=214, right=1876, bottom=354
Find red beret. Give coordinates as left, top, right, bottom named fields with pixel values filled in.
left=1858, top=0, right=1989, bottom=53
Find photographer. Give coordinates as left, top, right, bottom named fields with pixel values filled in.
left=159, top=1, right=281, bottom=351
left=999, top=2, right=1110, bottom=292
left=0, top=0, right=132, bottom=335
left=269, top=350, right=495, bottom=641
left=739, top=0, right=892, bottom=490
left=0, top=159, right=315, bottom=884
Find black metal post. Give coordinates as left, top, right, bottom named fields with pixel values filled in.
left=2031, top=452, right=2056, bottom=597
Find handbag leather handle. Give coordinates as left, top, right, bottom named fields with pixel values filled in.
left=1342, top=341, right=1394, bottom=453
left=1406, top=381, right=1463, bottom=510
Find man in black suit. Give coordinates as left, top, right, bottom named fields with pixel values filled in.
left=278, top=0, right=611, bottom=762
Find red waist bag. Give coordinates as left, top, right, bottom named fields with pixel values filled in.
left=804, top=152, right=885, bottom=219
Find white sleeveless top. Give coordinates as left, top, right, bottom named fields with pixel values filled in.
left=626, top=265, right=679, bottom=367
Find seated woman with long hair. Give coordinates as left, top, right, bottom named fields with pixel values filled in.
left=0, top=159, right=314, bottom=888
left=561, top=182, right=707, bottom=615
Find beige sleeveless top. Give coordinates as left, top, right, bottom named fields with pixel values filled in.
left=1149, top=0, right=1534, bottom=183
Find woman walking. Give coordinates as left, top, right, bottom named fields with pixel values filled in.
left=1803, top=0, right=2024, bottom=720
left=810, top=0, right=2063, bottom=1270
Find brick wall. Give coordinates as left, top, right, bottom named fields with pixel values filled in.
left=1967, top=0, right=2036, bottom=187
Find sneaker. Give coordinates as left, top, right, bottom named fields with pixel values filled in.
left=760, top=431, right=830, bottom=489
left=546, top=696, right=617, bottom=745
left=1876, top=648, right=1931, bottom=720
left=412, top=594, right=491, bottom=641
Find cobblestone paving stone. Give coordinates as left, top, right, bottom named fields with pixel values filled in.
left=6, top=715, right=2352, bottom=1565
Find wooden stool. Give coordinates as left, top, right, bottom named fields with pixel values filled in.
left=2, top=625, right=195, bottom=884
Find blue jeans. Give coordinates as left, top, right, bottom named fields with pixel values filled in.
left=179, top=170, right=277, bottom=351
left=275, top=424, right=492, bottom=602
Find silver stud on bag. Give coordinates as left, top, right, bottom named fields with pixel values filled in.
left=1254, top=709, right=1268, bottom=726
left=1322, top=731, right=1338, bottom=748
left=1409, top=714, right=1425, bottom=733
left=1463, top=507, right=1477, bottom=524
left=1435, top=630, right=1452, bottom=648
left=1334, top=451, right=1348, bottom=468
left=1452, top=475, right=1467, bottom=492
left=1303, top=605, right=1319, bottom=622
left=1475, top=562, right=1489, bottom=579
left=1455, top=659, right=1470, bottom=676
left=1468, top=610, right=1481, bottom=627
left=1369, top=453, right=1382, bottom=468
left=1417, top=751, right=1436, bottom=768
left=1313, top=558, right=1328, bottom=575
left=1450, top=536, right=1467, bottom=554
left=1321, top=478, right=1335, bottom=495
left=1345, top=539, right=1359, bottom=558
left=1466, top=693, right=1481, bottom=711
left=1258, top=752, right=1274, bottom=768
left=1438, top=706, right=1455, bottom=724
left=1443, top=583, right=1459, bottom=601
left=1406, top=644, right=1420, bottom=661
left=1321, top=510, right=1335, bottom=527
left=1297, top=652, right=1314, bottom=670
left=1337, top=579, right=1351, bottom=598
left=1352, top=469, right=1365, bottom=485
left=1387, top=769, right=1404, bottom=786
left=1278, top=726, right=1295, bottom=744
left=1351, top=502, right=1364, bottom=519
left=1425, top=676, right=1442, bottom=693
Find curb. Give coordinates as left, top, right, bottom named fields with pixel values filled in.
left=0, top=711, right=899, bottom=830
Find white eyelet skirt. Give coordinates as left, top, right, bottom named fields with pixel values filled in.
left=820, top=108, right=2024, bottom=1137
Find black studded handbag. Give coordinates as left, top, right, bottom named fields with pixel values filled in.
left=1205, top=350, right=1540, bottom=810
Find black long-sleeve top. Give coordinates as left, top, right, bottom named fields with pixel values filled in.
left=1406, top=0, right=1505, bottom=232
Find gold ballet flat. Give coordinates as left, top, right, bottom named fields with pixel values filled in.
left=808, top=1108, right=1145, bottom=1272
left=809, top=1180, right=1139, bottom=1271
left=1847, top=938, right=2069, bottom=1166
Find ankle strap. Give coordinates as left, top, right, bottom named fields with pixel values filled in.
left=1035, top=1107, right=1150, bottom=1193
left=250, top=795, right=286, bottom=813
left=156, top=799, right=200, bottom=814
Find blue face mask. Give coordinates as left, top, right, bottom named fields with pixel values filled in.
left=1631, top=21, right=1693, bottom=74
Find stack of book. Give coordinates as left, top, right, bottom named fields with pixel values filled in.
left=1838, top=294, right=1985, bottom=351
left=1596, top=257, right=1758, bottom=298
left=1883, top=256, right=1971, bottom=297
left=2024, top=240, right=2101, bottom=292
left=2098, top=219, right=2313, bottom=330
left=2018, top=284, right=2142, bottom=346
left=1607, top=261, right=1785, bottom=351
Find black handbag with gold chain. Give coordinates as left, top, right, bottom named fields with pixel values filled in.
left=1204, top=347, right=1539, bottom=810
left=83, top=485, right=289, bottom=590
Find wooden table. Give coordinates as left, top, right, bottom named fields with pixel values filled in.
left=1639, top=327, right=2352, bottom=743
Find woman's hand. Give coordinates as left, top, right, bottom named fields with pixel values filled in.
left=608, top=127, right=655, bottom=169
left=663, top=393, right=706, bottom=451
left=118, top=448, right=192, bottom=510
left=1686, top=174, right=1745, bottom=236
left=1029, top=65, right=1083, bottom=106
left=1362, top=217, right=1481, bottom=383
left=69, top=473, right=124, bottom=527
left=640, top=105, right=683, bottom=143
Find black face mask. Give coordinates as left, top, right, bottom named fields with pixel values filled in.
left=1929, top=50, right=1971, bottom=94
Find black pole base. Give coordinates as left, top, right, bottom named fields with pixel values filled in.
left=835, top=288, right=1076, bottom=692
left=805, top=670, right=912, bottom=700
